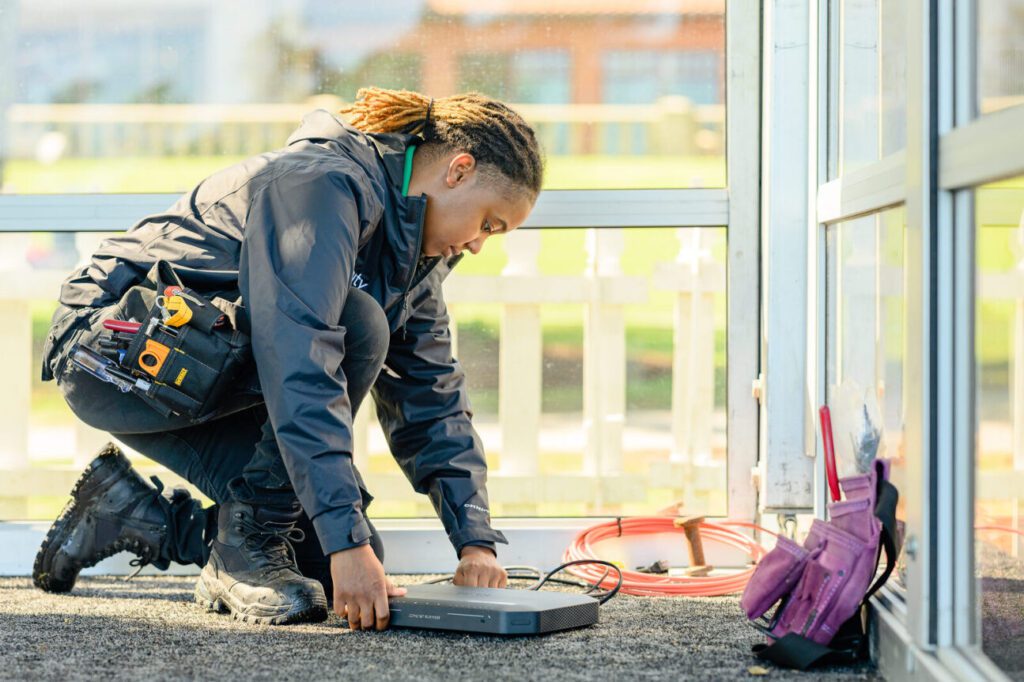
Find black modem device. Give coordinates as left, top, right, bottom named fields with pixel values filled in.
left=388, top=584, right=599, bottom=635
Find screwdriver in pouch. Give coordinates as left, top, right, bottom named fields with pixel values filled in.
left=70, top=344, right=151, bottom=394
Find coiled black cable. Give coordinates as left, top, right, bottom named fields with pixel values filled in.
left=422, top=559, right=623, bottom=605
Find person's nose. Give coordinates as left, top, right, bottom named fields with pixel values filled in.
left=464, top=235, right=487, bottom=255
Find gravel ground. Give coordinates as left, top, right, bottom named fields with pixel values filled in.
left=0, top=575, right=880, bottom=682
left=979, top=544, right=1024, bottom=680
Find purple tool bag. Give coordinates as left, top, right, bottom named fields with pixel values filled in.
left=740, top=458, right=900, bottom=670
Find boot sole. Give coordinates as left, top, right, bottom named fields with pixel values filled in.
left=33, top=447, right=130, bottom=593
left=195, top=572, right=328, bottom=626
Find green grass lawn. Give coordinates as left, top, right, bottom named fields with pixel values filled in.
left=2, top=154, right=725, bottom=194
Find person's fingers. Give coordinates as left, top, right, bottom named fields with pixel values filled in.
left=333, top=594, right=346, bottom=618
left=345, top=602, right=361, bottom=631
left=386, top=580, right=407, bottom=597
left=374, top=590, right=391, bottom=631
left=497, top=568, right=508, bottom=588
left=359, top=598, right=376, bottom=631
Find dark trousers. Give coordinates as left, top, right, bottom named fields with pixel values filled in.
left=55, top=287, right=390, bottom=569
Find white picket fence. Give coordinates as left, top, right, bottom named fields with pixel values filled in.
left=0, top=227, right=727, bottom=517
left=4, top=99, right=725, bottom=160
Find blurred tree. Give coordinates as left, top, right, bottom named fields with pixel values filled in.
left=255, top=15, right=421, bottom=103
left=51, top=78, right=102, bottom=104
left=132, top=81, right=177, bottom=104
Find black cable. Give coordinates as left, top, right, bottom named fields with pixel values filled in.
left=422, top=559, right=624, bottom=605
left=530, top=559, right=623, bottom=605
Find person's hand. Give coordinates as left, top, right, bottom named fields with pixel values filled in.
left=330, top=544, right=407, bottom=631
left=453, top=546, right=507, bottom=588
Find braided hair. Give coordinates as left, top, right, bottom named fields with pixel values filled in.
left=340, top=87, right=544, bottom=200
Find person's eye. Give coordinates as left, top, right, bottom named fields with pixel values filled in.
left=482, top=220, right=494, bottom=235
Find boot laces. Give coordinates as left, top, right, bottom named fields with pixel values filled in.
left=237, top=514, right=306, bottom=572
left=123, top=476, right=173, bottom=581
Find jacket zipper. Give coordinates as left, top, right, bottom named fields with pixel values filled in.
left=399, top=256, right=442, bottom=340
left=398, top=198, right=428, bottom=340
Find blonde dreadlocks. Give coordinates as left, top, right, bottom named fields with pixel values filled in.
left=340, top=88, right=543, bottom=199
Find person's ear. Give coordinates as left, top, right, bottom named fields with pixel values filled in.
left=446, top=153, right=477, bottom=188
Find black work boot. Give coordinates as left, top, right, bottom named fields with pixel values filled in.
left=33, top=443, right=209, bottom=593
left=195, top=499, right=327, bottom=625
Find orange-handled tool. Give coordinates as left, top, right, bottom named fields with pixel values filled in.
left=138, top=339, right=170, bottom=377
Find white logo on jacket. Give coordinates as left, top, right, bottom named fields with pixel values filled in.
left=351, top=272, right=369, bottom=290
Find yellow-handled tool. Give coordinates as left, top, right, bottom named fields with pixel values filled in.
left=157, top=295, right=193, bottom=328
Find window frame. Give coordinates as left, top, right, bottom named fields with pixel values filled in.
left=814, top=0, right=1024, bottom=678
left=0, top=2, right=763, bottom=571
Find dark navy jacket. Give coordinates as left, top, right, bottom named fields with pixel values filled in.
left=44, top=110, right=508, bottom=557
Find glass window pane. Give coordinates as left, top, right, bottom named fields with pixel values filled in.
left=977, top=0, right=1024, bottom=116
left=368, top=227, right=729, bottom=518
left=973, top=174, right=1024, bottom=675
left=0, top=1, right=726, bottom=193
left=0, top=231, right=169, bottom=520
left=825, top=207, right=907, bottom=586
left=833, top=0, right=906, bottom=178
left=8, top=227, right=728, bottom=521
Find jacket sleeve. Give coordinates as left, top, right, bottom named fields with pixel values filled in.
left=372, top=274, right=508, bottom=557
left=239, top=167, right=381, bottom=556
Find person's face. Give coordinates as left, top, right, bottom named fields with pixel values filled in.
left=410, top=152, right=535, bottom=258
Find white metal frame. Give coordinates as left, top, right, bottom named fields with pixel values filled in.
left=725, top=0, right=763, bottom=525
left=809, top=0, right=1024, bottom=678
left=817, top=150, right=906, bottom=225
left=0, top=188, right=731, bottom=232
left=758, top=0, right=815, bottom=513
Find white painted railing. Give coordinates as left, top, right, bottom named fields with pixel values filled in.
left=5, top=99, right=725, bottom=160
left=0, top=227, right=726, bottom=516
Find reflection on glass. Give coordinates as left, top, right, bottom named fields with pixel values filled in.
left=974, top=175, right=1024, bottom=676
left=5, top=227, right=728, bottom=521
left=371, top=227, right=729, bottom=518
left=978, top=0, right=1024, bottom=116
left=826, top=208, right=907, bottom=585
left=0, top=0, right=726, bottom=193
left=836, top=0, right=906, bottom=178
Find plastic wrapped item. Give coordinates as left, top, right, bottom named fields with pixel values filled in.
left=830, top=379, right=885, bottom=476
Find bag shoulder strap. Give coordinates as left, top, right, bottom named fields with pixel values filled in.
left=865, top=477, right=900, bottom=600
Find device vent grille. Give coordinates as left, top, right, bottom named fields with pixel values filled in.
left=537, top=602, right=600, bottom=633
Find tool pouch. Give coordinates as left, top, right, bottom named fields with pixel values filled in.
left=740, top=459, right=900, bottom=670
left=117, top=261, right=251, bottom=420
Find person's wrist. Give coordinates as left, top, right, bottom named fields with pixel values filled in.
left=331, top=544, right=372, bottom=561
left=459, top=545, right=496, bottom=559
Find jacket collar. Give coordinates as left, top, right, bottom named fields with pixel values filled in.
left=363, top=133, right=431, bottom=297
left=367, top=132, right=420, bottom=198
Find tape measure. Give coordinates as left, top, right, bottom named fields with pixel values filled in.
left=138, top=339, right=171, bottom=377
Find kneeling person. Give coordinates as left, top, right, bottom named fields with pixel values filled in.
left=34, top=88, right=541, bottom=629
